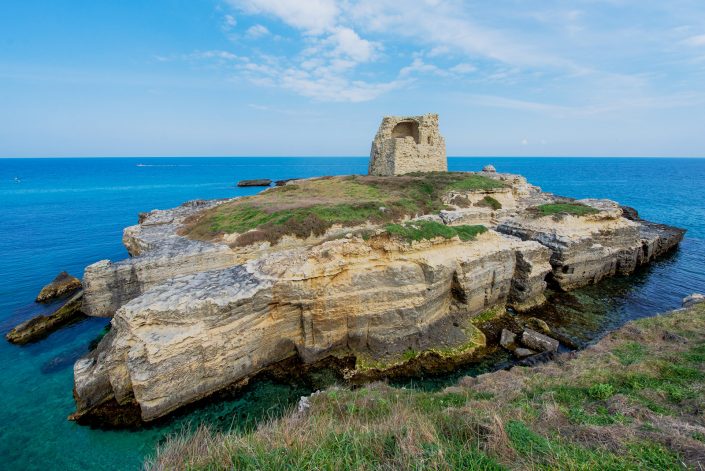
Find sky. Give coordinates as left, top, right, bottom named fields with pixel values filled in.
left=1, top=0, right=705, bottom=157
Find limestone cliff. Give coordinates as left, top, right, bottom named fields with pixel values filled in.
left=71, top=171, right=684, bottom=425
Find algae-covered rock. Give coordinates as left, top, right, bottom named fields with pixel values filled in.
left=7, top=291, right=85, bottom=345
left=36, top=271, right=81, bottom=303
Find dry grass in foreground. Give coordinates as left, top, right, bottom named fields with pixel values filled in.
left=147, top=303, right=705, bottom=470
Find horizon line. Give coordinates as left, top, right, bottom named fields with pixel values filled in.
left=1, top=155, right=704, bottom=159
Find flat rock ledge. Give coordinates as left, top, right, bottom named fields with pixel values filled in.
left=237, top=179, right=272, bottom=187
left=7, top=291, right=85, bottom=345
left=68, top=172, right=686, bottom=426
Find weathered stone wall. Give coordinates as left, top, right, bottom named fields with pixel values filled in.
left=369, top=113, right=447, bottom=176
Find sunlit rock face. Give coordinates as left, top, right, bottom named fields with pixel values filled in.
left=72, top=171, right=684, bottom=425
left=73, top=230, right=553, bottom=423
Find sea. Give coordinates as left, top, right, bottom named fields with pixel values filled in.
left=0, top=157, right=704, bottom=470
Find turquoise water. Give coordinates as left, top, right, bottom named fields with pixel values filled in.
left=1, top=157, right=704, bottom=470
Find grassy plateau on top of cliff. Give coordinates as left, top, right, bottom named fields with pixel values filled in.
left=182, top=172, right=506, bottom=246
left=535, top=202, right=600, bottom=217
left=148, top=303, right=705, bottom=470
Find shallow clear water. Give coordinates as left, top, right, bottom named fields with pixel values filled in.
left=0, top=157, right=703, bottom=470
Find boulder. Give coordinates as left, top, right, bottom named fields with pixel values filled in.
left=520, top=329, right=559, bottom=353
left=36, top=271, right=82, bottom=303
left=482, top=165, right=496, bottom=173
left=526, top=317, right=551, bottom=334
left=7, top=291, right=85, bottom=345
left=275, top=179, right=297, bottom=186
left=237, top=179, right=272, bottom=187
left=500, top=329, right=517, bottom=350
left=683, top=293, right=705, bottom=308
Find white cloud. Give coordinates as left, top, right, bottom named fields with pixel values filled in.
left=246, top=24, right=270, bottom=38
left=449, top=63, right=476, bottom=74
left=399, top=58, right=448, bottom=77
left=327, top=27, right=376, bottom=62
left=684, top=34, right=705, bottom=46
left=223, top=14, right=237, bottom=30
left=228, top=0, right=338, bottom=35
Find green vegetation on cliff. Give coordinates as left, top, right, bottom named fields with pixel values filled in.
left=183, top=173, right=506, bottom=246
left=148, top=303, right=705, bottom=470
left=535, top=202, right=599, bottom=217
left=385, top=220, right=487, bottom=243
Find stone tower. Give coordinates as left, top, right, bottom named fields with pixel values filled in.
left=368, top=113, right=447, bottom=176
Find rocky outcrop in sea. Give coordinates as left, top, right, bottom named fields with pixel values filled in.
left=67, top=171, right=685, bottom=426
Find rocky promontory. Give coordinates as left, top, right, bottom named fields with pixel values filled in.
left=69, top=171, right=684, bottom=425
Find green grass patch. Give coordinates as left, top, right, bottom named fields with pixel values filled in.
left=613, top=342, right=647, bottom=365
left=446, top=175, right=507, bottom=191
left=476, top=195, right=502, bottom=210
left=183, top=173, right=506, bottom=244
left=385, top=220, right=487, bottom=243
left=535, top=202, right=600, bottom=217
left=588, top=383, right=615, bottom=400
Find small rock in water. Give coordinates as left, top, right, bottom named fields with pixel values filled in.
left=237, top=179, right=272, bottom=187
left=682, top=293, right=705, bottom=308
left=7, top=291, right=85, bottom=345
left=482, top=165, right=496, bottom=173
left=499, top=329, right=517, bottom=350
left=36, top=271, right=82, bottom=303
left=525, top=317, right=551, bottom=334
left=514, top=347, right=536, bottom=359
left=521, top=329, right=559, bottom=353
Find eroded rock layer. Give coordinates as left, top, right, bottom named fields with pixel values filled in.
left=71, top=172, right=684, bottom=424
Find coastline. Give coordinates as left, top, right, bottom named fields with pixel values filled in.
left=148, top=299, right=705, bottom=469
left=1, top=157, right=703, bottom=470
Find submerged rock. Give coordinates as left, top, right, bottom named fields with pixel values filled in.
left=237, top=179, right=272, bottom=187
left=525, top=317, right=551, bottom=334
left=7, top=291, right=85, bottom=345
left=514, top=347, right=536, bottom=359
left=36, top=271, right=81, bottom=303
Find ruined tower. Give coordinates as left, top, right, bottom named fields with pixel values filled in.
left=368, top=113, right=447, bottom=176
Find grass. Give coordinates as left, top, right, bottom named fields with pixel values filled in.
left=534, top=202, right=600, bottom=217
left=477, top=195, right=503, bottom=210
left=182, top=173, right=506, bottom=246
left=147, top=302, right=705, bottom=470
left=384, top=220, right=487, bottom=243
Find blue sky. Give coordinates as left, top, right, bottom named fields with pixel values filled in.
left=2, top=0, right=705, bottom=157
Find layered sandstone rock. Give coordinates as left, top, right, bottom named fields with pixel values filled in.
left=71, top=171, right=684, bottom=425
left=495, top=199, right=684, bottom=290
left=73, top=232, right=553, bottom=423
left=82, top=199, right=241, bottom=317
